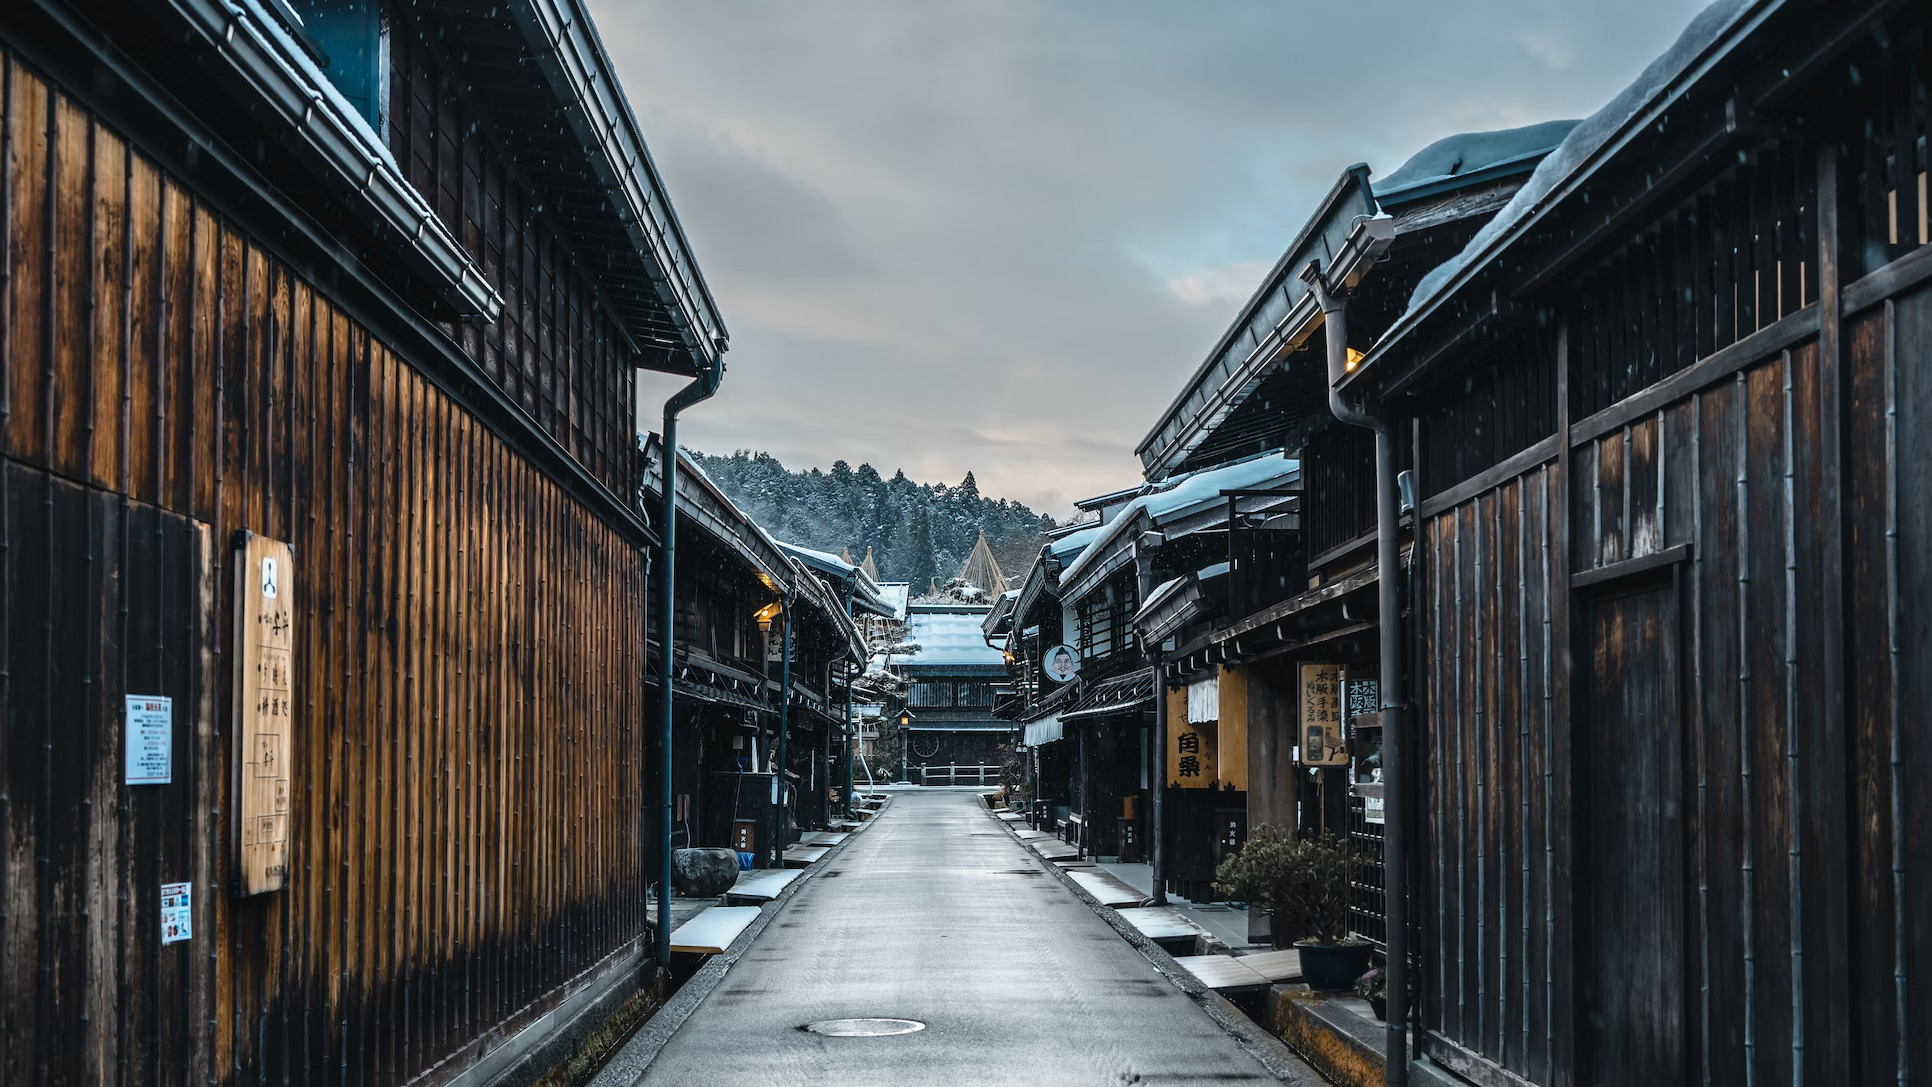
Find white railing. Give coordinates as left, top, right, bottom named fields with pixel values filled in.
left=915, top=764, right=1003, bottom=787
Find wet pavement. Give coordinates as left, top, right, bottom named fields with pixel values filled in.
left=626, top=789, right=1286, bottom=1086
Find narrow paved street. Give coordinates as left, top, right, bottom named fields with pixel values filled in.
left=639, top=790, right=1278, bottom=1086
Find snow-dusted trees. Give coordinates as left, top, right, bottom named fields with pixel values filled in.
left=688, top=449, right=1053, bottom=588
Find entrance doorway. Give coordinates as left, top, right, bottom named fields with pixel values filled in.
left=1576, top=575, right=1690, bottom=1086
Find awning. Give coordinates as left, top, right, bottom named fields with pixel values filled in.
left=1024, top=713, right=1064, bottom=746
left=1061, top=668, right=1157, bottom=723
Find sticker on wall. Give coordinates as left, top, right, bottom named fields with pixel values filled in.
left=160, top=882, right=192, bottom=944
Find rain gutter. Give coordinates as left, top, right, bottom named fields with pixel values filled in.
left=509, top=0, right=728, bottom=371
left=162, top=0, right=502, bottom=322
left=1301, top=222, right=1410, bottom=1087
left=654, top=359, right=724, bottom=967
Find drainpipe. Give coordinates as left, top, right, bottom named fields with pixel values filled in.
left=843, top=577, right=857, bottom=817
left=1136, top=534, right=1167, bottom=906
left=655, top=358, right=723, bottom=969
left=772, top=588, right=794, bottom=861
left=1302, top=258, right=1408, bottom=1087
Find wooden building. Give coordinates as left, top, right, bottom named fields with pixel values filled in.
left=638, top=441, right=865, bottom=861
left=0, top=0, right=724, bottom=1081
left=1343, top=1, right=1931, bottom=1084
left=1131, top=125, right=1572, bottom=941
left=992, top=523, right=1100, bottom=831
left=889, top=603, right=1015, bottom=787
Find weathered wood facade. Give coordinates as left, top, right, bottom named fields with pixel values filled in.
left=1349, top=3, right=1931, bottom=1083
left=0, top=0, right=723, bottom=1079
left=638, top=440, right=863, bottom=860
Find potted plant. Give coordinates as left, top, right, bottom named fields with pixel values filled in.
left=1214, top=827, right=1370, bottom=990
left=1355, top=966, right=1387, bottom=1020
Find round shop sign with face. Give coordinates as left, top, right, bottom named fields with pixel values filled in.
left=1042, top=644, right=1082, bottom=684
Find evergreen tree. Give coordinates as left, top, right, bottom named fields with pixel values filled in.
left=686, top=448, right=1054, bottom=587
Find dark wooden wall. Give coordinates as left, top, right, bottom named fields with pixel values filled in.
left=388, top=14, right=638, bottom=502
left=1411, top=38, right=1931, bottom=1086
left=0, top=52, right=650, bottom=1086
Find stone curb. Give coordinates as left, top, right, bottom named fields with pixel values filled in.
left=979, top=801, right=1325, bottom=1086
left=588, top=796, right=894, bottom=1086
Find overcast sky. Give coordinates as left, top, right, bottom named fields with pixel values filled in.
left=600, top=1, right=1708, bottom=517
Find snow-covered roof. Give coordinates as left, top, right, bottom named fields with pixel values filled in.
left=891, top=604, right=1005, bottom=670
left=1372, top=120, right=1580, bottom=208
left=776, top=540, right=898, bottom=620
left=874, top=582, right=911, bottom=621
left=1048, top=525, right=1102, bottom=559
left=1059, top=453, right=1298, bottom=601
left=1389, top=0, right=1757, bottom=332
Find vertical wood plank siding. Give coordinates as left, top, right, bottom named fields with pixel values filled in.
left=387, top=25, right=636, bottom=502
left=1414, top=22, right=1930, bottom=1085
left=1, top=55, right=648, bottom=1086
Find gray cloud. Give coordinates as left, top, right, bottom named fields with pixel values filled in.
left=607, top=0, right=1709, bottom=515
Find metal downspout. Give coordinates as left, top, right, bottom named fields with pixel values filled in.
left=773, top=589, right=794, bottom=860
left=843, top=577, right=857, bottom=817
left=1302, top=259, right=1409, bottom=1087
left=655, top=360, right=723, bottom=969
left=1137, top=536, right=1168, bottom=906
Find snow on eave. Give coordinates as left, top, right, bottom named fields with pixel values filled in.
left=1355, top=0, right=1773, bottom=388
left=1057, top=453, right=1296, bottom=599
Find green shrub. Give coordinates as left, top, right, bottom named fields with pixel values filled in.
left=1213, top=826, right=1353, bottom=945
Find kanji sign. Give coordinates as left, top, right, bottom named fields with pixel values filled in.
left=233, top=533, right=294, bottom=895
left=1166, top=685, right=1217, bottom=788
left=1299, top=662, right=1347, bottom=767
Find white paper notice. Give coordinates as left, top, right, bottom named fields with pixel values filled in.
left=125, top=695, right=173, bottom=785
left=160, top=882, right=192, bottom=944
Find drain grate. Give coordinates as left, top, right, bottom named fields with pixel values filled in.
left=802, top=1018, right=926, bottom=1037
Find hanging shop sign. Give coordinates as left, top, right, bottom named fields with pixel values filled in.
left=233, top=533, right=294, bottom=895
left=1042, top=644, right=1081, bottom=683
left=1166, top=686, right=1217, bottom=788
left=1299, top=662, right=1347, bottom=767
left=1345, top=676, right=1379, bottom=723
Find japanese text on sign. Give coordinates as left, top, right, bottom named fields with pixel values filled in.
left=1299, top=663, right=1347, bottom=766
left=1166, top=687, right=1218, bottom=787
left=124, top=695, right=172, bottom=785
left=233, top=534, right=294, bottom=895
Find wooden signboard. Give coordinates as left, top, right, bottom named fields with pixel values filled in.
left=1299, top=663, right=1347, bottom=767
left=232, top=533, right=294, bottom=895
left=1166, top=686, right=1217, bottom=788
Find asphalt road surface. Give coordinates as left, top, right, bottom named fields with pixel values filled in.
left=635, top=789, right=1283, bottom=1086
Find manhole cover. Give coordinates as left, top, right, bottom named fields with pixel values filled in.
left=802, top=1018, right=927, bottom=1037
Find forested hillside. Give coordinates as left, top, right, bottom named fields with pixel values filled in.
left=689, top=450, right=1057, bottom=591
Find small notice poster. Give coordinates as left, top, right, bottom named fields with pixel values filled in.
left=160, top=882, right=192, bottom=944
left=1364, top=793, right=1386, bottom=825
left=124, top=694, right=173, bottom=785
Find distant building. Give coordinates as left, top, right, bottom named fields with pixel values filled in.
left=889, top=603, right=1016, bottom=786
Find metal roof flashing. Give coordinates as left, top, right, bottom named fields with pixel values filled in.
left=1137, top=165, right=1379, bottom=481
left=170, top=0, right=503, bottom=323
left=509, top=0, right=729, bottom=375
left=1347, top=0, right=1779, bottom=400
